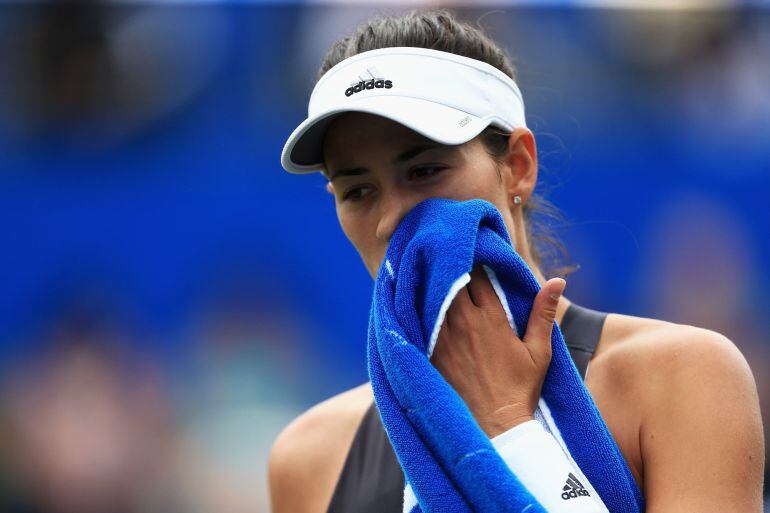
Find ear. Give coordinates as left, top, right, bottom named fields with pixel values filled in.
left=326, top=181, right=334, bottom=195
left=503, top=127, right=538, bottom=205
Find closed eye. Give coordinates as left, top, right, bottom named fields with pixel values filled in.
left=342, top=185, right=372, bottom=202
left=342, top=166, right=447, bottom=202
left=409, top=166, right=447, bottom=180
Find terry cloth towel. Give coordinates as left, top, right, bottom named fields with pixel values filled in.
left=366, top=197, right=644, bottom=513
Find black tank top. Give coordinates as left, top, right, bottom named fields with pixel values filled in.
left=327, top=302, right=608, bottom=513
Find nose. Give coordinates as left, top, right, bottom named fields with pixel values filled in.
left=375, top=187, right=416, bottom=243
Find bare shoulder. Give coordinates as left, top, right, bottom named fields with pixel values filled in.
left=589, top=311, right=764, bottom=511
left=268, top=381, right=374, bottom=513
left=589, top=311, right=759, bottom=410
left=594, top=311, right=756, bottom=388
left=601, top=310, right=761, bottom=422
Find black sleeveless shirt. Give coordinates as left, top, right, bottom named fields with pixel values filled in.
left=327, top=302, right=608, bottom=513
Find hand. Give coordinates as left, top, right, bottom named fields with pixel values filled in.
left=429, top=264, right=566, bottom=438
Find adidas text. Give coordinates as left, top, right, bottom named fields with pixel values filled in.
left=345, top=79, right=393, bottom=97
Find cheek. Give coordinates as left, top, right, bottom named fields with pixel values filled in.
left=444, top=165, right=502, bottom=202
left=336, top=206, right=374, bottom=253
left=336, top=208, right=381, bottom=278
left=445, top=166, right=516, bottom=240
left=335, top=204, right=358, bottom=242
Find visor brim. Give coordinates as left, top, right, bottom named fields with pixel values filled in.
left=280, top=95, right=493, bottom=174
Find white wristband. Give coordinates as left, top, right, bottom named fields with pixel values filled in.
left=490, top=419, right=609, bottom=512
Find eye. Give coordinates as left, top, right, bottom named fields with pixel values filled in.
left=342, top=185, right=372, bottom=202
left=409, top=166, right=446, bottom=180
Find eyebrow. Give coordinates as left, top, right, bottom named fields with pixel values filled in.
left=329, top=143, right=448, bottom=183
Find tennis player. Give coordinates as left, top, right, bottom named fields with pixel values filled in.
left=269, top=9, right=764, bottom=513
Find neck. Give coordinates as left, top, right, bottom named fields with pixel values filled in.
left=525, top=258, right=572, bottom=327
left=556, top=295, right=572, bottom=327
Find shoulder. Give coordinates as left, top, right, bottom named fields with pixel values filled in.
left=604, top=312, right=761, bottom=430
left=268, top=382, right=374, bottom=513
left=592, top=313, right=764, bottom=510
left=595, top=312, right=757, bottom=394
left=591, top=312, right=759, bottom=413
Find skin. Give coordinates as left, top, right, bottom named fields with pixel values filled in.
left=268, top=112, right=765, bottom=513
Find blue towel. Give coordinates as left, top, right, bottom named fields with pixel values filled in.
left=366, top=197, right=644, bottom=513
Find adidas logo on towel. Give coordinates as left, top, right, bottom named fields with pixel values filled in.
left=561, top=472, right=591, bottom=500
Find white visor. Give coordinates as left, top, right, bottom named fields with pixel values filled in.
left=280, top=46, right=527, bottom=174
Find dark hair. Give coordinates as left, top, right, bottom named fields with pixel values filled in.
left=317, top=8, right=576, bottom=279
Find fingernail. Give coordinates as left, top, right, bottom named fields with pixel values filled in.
left=549, top=278, right=566, bottom=300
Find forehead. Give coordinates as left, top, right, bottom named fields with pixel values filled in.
left=322, top=112, right=435, bottom=164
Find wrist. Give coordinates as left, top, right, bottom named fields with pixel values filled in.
left=489, top=419, right=609, bottom=512
left=479, top=405, right=534, bottom=438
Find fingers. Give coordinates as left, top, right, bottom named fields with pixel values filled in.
left=466, top=265, right=498, bottom=308
left=448, top=265, right=508, bottom=328
left=522, top=277, right=567, bottom=367
left=446, top=282, right=472, bottom=329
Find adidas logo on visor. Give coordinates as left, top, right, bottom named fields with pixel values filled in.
left=344, top=66, right=393, bottom=97
left=561, top=472, right=591, bottom=500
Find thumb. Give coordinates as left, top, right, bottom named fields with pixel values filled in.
left=522, top=277, right=566, bottom=366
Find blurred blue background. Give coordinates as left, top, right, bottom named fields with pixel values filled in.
left=0, top=2, right=768, bottom=512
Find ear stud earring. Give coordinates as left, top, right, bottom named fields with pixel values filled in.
left=513, top=195, right=522, bottom=205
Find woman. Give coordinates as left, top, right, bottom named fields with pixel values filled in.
left=268, top=9, right=764, bottom=513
